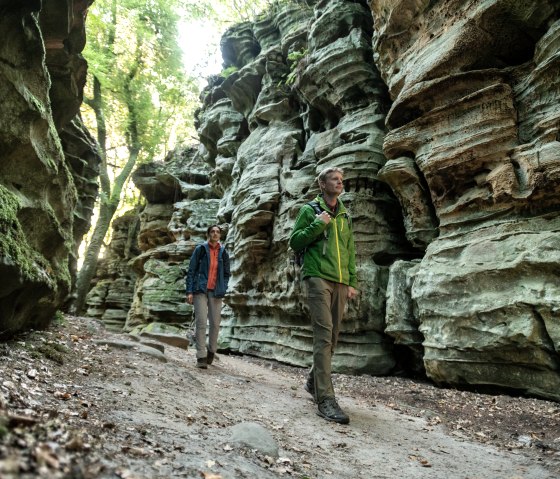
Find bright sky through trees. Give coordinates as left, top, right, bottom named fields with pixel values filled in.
left=178, top=19, right=222, bottom=84
left=177, top=0, right=283, bottom=86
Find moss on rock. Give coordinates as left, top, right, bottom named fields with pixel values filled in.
left=0, top=184, right=55, bottom=289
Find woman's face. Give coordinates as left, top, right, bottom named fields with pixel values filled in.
left=208, top=227, right=221, bottom=243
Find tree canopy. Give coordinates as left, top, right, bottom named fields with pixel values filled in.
left=73, top=0, right=201, bottom=313
left=83, top=0, right=200, bottom=164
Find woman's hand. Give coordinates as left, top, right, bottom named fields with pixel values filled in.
left=186, top=293, right=193, bottom=305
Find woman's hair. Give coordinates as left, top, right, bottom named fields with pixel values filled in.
left=318, top=167, right=344, bottom=186
left=206, top=224, right=221, bottom=236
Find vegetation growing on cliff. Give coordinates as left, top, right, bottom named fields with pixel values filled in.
left=0, top=185, right=55, bottom=289
left=286, top=48, right=308, bottom=85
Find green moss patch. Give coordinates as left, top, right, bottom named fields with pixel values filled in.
left=0, top=184, right=55, bottom=288
left=34, top=341, right=69, bottom=365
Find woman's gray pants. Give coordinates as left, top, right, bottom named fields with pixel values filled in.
left=193, top=290, right=222, bottom=359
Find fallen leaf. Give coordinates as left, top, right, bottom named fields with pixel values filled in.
left=200, top=472, right=222, bottom=479
left=54, top=391, right=72, bottom=401
left=65, top=434, right=85, bottom=451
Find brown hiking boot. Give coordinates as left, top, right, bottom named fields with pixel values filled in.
left=196, top=358, right=207, bottom=369
left=317, top=397, right=349, bottom=424
left=207, top=351, right=215, bottom=365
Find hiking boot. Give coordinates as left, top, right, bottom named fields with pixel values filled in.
left=196, top=358, right=207, bottom=369
left=317, top=397, right=349, bottom=424
left=304, top=376, right=315, bottom=401
left=207, top=351, right=215, bottom=365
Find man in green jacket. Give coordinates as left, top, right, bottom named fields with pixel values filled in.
left=289, top=167, right=357, bottom=424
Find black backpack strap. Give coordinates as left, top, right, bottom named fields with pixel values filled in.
left=307, top=200, right=323, bottom=215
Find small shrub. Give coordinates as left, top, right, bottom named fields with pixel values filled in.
left=53, top=310, right=66, bottom=326
left=285, top=48, right=308, bottom=85
left=220, top=66, right=239, bottom=79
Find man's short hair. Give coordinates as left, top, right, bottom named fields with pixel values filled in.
left=318, top=167, right=344, bottom=185
left=206, top=224, right=221, bottom=236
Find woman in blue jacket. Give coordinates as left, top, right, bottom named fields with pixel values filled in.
left=185, top=225, right=230, bottom=368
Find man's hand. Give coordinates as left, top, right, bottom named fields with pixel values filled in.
left=347, top=286, right=357, bottom=300
left=317, top=211, right=331, bottom=224
left=186, top=293, right=193, bottom=305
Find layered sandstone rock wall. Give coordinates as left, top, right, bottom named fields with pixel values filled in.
left=95, top=0, right=560, bottom=400
left=190, top=0, right=416, bottom=374
left=85, top=208, right=140, bottom=331
left=124, top=148, right=222, bottom=334
left=376, top=0, right=560, bottom=400
left=0, top=0, right=99, bottom=336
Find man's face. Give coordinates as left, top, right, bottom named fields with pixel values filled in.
left=208, top=227, right=221, bottom=243
left=321, top=172, right=344, bottom=196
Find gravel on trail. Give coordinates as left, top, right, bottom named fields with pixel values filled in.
left=1, top=315, right=559, bottom=479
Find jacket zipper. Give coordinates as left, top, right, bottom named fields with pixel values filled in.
left=334, top=216, right=342, bottom=282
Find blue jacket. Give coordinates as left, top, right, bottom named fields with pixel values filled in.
left=185, top=242, right=230, bottom=298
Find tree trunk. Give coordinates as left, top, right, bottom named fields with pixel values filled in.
left=69, top=2, right=143, bottom=315
left=70, top=141, right=139, bottom=315
left=70, top=200, right=117, bottom=315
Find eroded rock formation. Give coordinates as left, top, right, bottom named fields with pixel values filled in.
left=123, top=147, right=221, bottom=335
left=0, top=0, right=99, bottom=336
left=85, top=208, right=140, bottom=331
left=91, top=0, right=560, bottom=400
left=121, top=0, right=414, bottom=374
left=376, top=0, right=560, bottom=400
left=194, top=0, right=415, bottom=374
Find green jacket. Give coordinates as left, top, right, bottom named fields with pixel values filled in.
left=289, top=195, right=357, bottom=288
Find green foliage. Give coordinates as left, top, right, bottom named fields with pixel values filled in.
left=287, top=49, right=307, bottom=63
left=206, top=0, right=286, bottom=22
left=220, top=66, right=239, bottom=78
left=83, top=0, right=199, bottom=162
left=285, top=48, right=308, bottom=85
left=53, top=311, right=66, bottom=326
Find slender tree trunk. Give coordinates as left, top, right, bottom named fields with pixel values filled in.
left=70, top=3, right=143, bottom=315
left=71, top=142, right=139, bottom=314
left=70, top=200, right=117, bottom=314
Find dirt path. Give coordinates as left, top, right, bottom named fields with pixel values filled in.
left=1, top=316, right=559, bottom=478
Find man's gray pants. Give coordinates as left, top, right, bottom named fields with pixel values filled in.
left=305, top=277, right=348, bottom=403
left=193, top=290, right=222, bottom=359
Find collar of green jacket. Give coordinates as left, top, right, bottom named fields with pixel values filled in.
left=315, top=195, right=348, bottom=216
